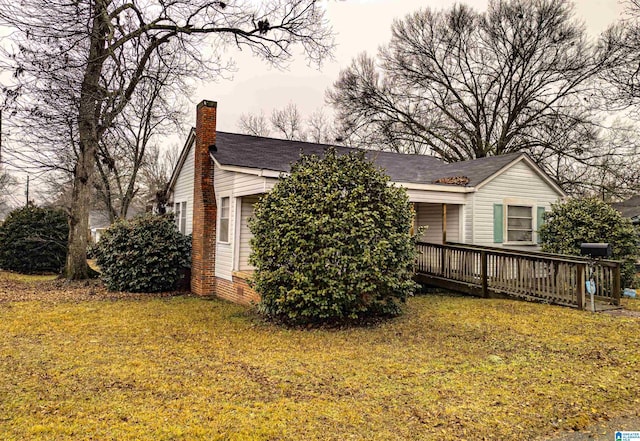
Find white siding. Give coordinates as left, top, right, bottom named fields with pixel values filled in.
left=471, top=160, right=562, bottom=248
left=238, top=195, right=260, bottom=271
left=464, top=194, right=475, bottom=244
left=213, top=167, right=271, bottom=279
left=415, top=203, right=460, bottom=244
left=264, top=177, right=279, bottom=192
left=233, top=172, right=270, bottom=196
left=406, top=189, right=467, bottom=204
left=171, top=143, right=194, bottom=235
left=446, top=204, right=460, bottom=243
left=214, top=166, right=235, bottom=280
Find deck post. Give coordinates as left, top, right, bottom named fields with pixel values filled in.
left=481, top=250, right=488, bottom=298
left=442, top=203, right=447, bottom=244
left=613, top=263, right=621, bottom=306
left=576, top=264, right=585, bottom=310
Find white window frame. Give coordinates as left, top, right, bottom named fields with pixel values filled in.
left=173, top=201, right=187, bottom=234
left=503, top=199, right=536, bottom=245
left=174, top=202, right=182, bottom=231
left=180, top=201, right=187, bottom=234
left=218, top=196, right=230, bottom=243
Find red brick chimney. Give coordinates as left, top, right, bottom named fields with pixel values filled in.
left=191, top=100, right=217, bottom=296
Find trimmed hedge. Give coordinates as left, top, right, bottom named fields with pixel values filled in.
left=94, top=213, right=191, bottom=292
left=0, top=206, right=69, bottom=274
left=249, top=147, right=417, bottom=326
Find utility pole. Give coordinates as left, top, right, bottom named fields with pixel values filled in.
left=25, top=175, right=29, bottom=207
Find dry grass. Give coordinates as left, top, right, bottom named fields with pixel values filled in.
left=0, top=271, right=57, bottom=284
left=622, top=296, right=640, bottom=312
left=0, top=273, right=638, bottom=440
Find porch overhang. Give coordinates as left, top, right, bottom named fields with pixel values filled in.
left=405, top=189, right=469, bottom=204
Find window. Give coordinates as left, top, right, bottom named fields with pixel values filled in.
left=180, top=201, right=187, bottom=234
left=174, top=202, right=181, bottom=230
left=174, top=202, right=187, bottom=234
left=506, top=205, right=533, bottom=242
left=219, top=197, right=230, bottom=242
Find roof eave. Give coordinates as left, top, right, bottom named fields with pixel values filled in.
left=211, top=157, right=476, bottom=192
left=393, top=181, right=476, bottom=193
left=211, top=155, right=285, bottom=178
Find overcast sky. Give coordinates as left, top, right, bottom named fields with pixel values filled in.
left=196, top=0, right=626, bottom=133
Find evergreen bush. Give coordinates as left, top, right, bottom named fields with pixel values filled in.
left=249, top=147, right=417, bottom=325
left=94, top=213, right=191, bottom=292
left=539, top=197, right=639, bottom=287
left=0, top=205, right=69, bottom=273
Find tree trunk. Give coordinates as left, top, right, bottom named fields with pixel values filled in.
left=64, top=0, right=108, bottom=279
left=65, top=137, right=94, bottom=279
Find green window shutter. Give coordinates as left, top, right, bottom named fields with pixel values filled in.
left=536, top=206, right=546, bottom=244
left=493, top=204, right=503, bottom=243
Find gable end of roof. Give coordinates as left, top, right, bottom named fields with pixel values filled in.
left=166, top=128, right=196, bottom=196
left=475, top=153, right=566, bottom=197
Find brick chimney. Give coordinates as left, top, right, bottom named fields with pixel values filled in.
left=191, top=100, right=217, bottom=296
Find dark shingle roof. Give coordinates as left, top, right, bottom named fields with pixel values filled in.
left=433, top=152, right=526, bottom=186
left=612, top=195, right=640, bottom=221
left=212, top=132, right=525, bottom=187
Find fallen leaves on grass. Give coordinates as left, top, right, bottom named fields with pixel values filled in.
left=0, top=272, right=639, bottom=440
left=0, top=270, right=183, bottom=303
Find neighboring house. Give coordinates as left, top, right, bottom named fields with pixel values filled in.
left=166, top=100, right=566, bottom=305
left=89, top=210, right=111, bottom=243
left=89, top=206, right=144, bottom=243
left=612, top=195, right=640, bottom=225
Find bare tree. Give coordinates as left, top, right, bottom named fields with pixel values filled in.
left=94, top=52, right=189, bottom=222
left=237, top=105, right=336, bottom=143
left=0, top=0, right=334, bottom=279
left=141, top=143, right=181, bottom=214
left=306, top=108, right=334, bottom=143
left=238, top=112, right=271, bottom=137
left=270, top=103, right=306, bottom=140
left=0, top=168, right=16, bottom=212
left=599, top=1, right=640, bottom=109
left=328, top=0, right=608, bottom=168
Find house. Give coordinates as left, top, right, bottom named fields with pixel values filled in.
left=612, top=195, right=640, bottom=225
left=89, top=210, right=111, bottom=243
left=89, top=206, right=145, bottom=243
left=166, top=100, right=566, bottom=305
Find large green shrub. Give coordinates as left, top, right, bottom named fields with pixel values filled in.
left=539, top=197, right=639, bottom=287
left=94, top=213, right=191, bottom=292
left=249, top=147, right=417, bottom=325
left=0, top=205, right=68, bottom=273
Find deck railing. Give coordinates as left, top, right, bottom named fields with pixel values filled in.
left=415, top=242, right=621, bottom=309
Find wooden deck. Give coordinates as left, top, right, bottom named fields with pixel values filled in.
left=415, top=242, right=621, bottom=310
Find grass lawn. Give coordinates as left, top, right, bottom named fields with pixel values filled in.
left=0, top=274, right=639, bottom=440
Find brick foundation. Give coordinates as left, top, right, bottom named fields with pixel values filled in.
left=214, top=274, right=260, bottom=305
